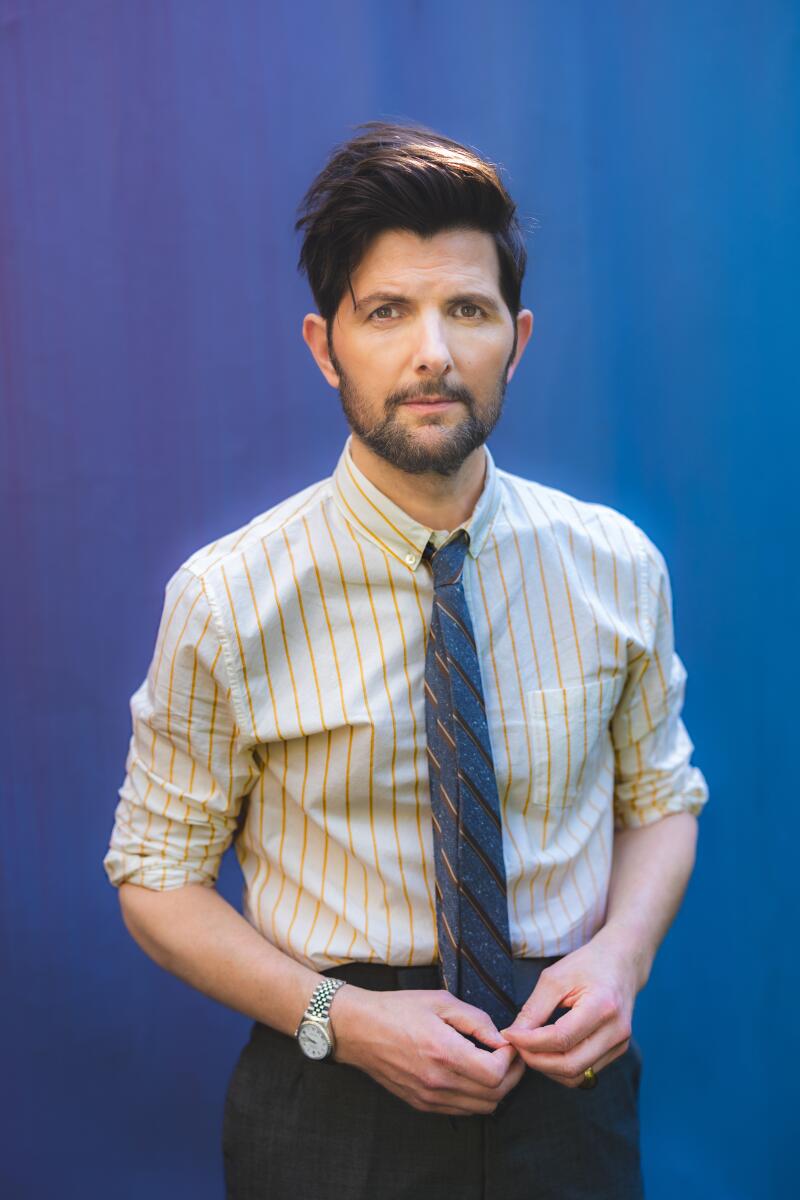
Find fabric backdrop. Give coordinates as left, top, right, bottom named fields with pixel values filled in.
left=1, top=2, right=796, bottom=1196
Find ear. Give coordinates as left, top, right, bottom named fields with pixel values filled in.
left=506, top=309, right=534, bottom=384
left=302, top=313, right=341, bottom=389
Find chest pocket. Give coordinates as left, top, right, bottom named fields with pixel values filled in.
left=497, top=675, right=624, bottom=812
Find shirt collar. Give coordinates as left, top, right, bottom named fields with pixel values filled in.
left=331, top=433, right=502, bottom=571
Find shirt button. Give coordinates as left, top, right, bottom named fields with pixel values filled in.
left=405, top=553, right=417, bottom=565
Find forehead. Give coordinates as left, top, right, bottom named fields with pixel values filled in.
left=348, top=227, right=502, bottom=297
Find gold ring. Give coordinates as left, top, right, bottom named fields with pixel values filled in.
left=579, top=1066, right=598, bottom=1090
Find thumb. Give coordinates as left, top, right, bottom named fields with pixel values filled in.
left=501, top=973, right=560, bottom=1035
left=441, top=998, right=509, bottom=1048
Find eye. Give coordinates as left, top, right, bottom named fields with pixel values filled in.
left=455, top=303, right=486, bottom=318
left=367, top=302, right=487, bottom=322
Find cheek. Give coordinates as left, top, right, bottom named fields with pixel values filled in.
left=350, top=340, right=406, bottom=392
left=454, top=328, right=512, bottom=372
left=461, top=351, right=511, bottom=389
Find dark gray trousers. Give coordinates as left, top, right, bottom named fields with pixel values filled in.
left=222, top=957, right=644, bottom=1199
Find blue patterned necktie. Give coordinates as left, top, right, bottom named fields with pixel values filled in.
left=422, top=530, right=517, bottom=1031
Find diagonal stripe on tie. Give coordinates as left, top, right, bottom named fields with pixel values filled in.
left=458, top=943, right=516, bottom=1014
left=459, top=820, right=508, bottom=894
left=458, top=875, right=513, bottom=955
left=457, top=767, right=503, bottom=832
left=446, top=652, right=488, bottom=713
left=452, top=707, right=495, bottom=771
left=421, top=532, right=517, bottom=1031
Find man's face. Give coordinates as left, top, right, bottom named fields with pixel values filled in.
left=310, top=227, right=529, bottom=478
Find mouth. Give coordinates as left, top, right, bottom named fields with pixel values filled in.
left=401, top=395, right=459, bottom=412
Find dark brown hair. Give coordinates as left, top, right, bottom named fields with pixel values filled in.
left=295, top=120, right=529, bottom=329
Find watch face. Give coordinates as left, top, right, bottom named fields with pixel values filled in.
left=298, top=1022, right=331, bottom=1060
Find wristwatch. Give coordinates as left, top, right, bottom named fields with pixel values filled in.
left=295, top=977, right=347, bottom=1060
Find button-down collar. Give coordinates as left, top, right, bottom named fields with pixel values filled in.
left=331, top=433, right=502, bottom=570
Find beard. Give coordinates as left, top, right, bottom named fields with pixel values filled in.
left=327, top=335, right=517, bottom=479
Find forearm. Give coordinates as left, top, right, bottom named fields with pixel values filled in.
left=593, top=811, right=699, bottom=990
left=118, top=881, right=324, bottom=1036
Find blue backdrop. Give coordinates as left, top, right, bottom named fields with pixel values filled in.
left=2, top=2, right=796, bottom=1196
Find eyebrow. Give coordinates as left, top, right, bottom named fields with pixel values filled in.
left=353, top=290, right=501, bottom=314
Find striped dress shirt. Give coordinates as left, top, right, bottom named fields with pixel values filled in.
left=103, top=434, right=709, bottom=968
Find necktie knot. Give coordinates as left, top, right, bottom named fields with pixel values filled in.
left=423, top=530, right=470, bottom=588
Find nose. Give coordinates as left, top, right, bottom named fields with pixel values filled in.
left=410, top=312, right=453, bottom=379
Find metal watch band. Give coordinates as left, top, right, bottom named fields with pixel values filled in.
left=303, top=976, right=346, bottom=1023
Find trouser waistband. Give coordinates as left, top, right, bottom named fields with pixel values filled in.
left=322, top=957, right=563, bottom=1004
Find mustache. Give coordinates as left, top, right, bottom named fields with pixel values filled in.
left=390, top=384, right=474, bottom=408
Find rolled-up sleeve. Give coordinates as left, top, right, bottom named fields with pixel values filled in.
left=610, top=529, right=709, bottom=829
left=103, top=566, right=259, bottom=890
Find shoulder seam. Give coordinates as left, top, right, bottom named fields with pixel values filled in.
left=175, top=566, right=253, bottom=742
left=634, top=524, right=655, bottom=649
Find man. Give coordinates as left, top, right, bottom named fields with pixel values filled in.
left=104, top=120, right=708, bottom=1199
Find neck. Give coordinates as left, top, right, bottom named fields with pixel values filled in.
left=348, top=436, right=488, bottom=532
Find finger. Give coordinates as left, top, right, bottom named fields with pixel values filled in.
left=488, top=1043, right=519, bottom=1074
left=440, top=997, right=509, bottom=1049
left=373, top=1075, right=484, bottom=1117
left=412, top=1093, right=501, bottom=1116
left=418, top=1087, right=507, bottom=1115
left=519, top=1029, right=631, bottom=1085
left=585, top=1041, right=631, bottom=1077
left=441, top=1054, right=526, bottom=1103
left=501, top=969, right=563, bottom=1034
left=436, top=1022, right=516, bottom=1089
left=411, top=1054, right=527, bottom=1113
left=503, top=993, right=611, bottom=1055
left=496, top=1052, right=526, bottom=1094
left=551, top=1037, right=630, bottom=1089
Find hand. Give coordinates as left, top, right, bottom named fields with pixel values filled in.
left=499, top=930, right=641, bottom=1088
left=331, top=985, right=525, bottom=1115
